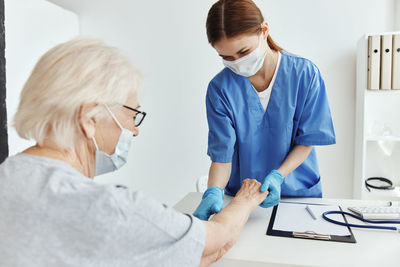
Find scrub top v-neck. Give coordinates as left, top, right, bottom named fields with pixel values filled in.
left=205, top=50, right=336, bottom=198
left=252, top=51, right=281, bottom=112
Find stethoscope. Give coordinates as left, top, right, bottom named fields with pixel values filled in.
left=320, top=177, right=400, bottom=232
left=321, top=177, right=398, bottom=232
left=322, top=210, right=400, bottom=232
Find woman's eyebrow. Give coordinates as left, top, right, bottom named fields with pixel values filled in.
left=236, top=47, right=248, bottom=54
left=219, top=46, right=248, bottom=57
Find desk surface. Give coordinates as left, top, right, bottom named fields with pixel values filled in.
left=174, top=193, right=400, bottom=267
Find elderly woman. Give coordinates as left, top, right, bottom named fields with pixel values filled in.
left=0, top=38, right=268, bottom=267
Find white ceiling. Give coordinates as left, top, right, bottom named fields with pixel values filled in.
left=46, top=0, right=83, bottom=14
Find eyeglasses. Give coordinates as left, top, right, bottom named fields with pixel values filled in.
left=123, top=105, right=147, bottom=127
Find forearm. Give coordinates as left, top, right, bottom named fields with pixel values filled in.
left=212, top=199, right=253, bottom=239
left=207, top=162, right=232, bottom=189
left=201, top=199, right=253, bottom=257
left=200, top=179, right=268, bottom=265
left=277, top=145, right=312, bottom=177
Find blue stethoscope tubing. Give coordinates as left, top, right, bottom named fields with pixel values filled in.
left=322, top=211, right=400, bottom=232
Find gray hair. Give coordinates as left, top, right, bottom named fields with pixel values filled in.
left=14, top=37, right=141, bottom=149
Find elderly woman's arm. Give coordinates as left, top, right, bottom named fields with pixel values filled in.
left=199, top=179, right=268, bottom=266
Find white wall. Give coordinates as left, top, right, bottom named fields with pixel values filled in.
left=396, top=0, right=400, bottom=30
left=75, top=0, right=216, bottom=206
left=5, top=0, right=79, bottom=155
left=40, top=0, right=396, bottom=205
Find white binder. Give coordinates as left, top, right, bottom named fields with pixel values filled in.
left=380, top=35, right=392, bottom=90
left=393, top=34, right=400, bottom=90
left=367, top=35, right=380, bottom=90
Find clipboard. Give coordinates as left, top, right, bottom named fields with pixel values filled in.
left=266, top=202, right=356, bottom=243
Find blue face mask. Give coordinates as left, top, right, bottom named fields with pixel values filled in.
left=92, top=105, right=134, bottom=176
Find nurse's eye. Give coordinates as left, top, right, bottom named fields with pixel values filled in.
left=222, top=56, right=235, bottom=61
left=239, top=49, right=249, bottom=55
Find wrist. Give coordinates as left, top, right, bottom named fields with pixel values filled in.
left=203, top=186, right=224, bottom=200
left=231, top=195, right=258, bottom=211
left=207, top=186, right=223, bottom=192
left=275, top=168, right=286, bottom=178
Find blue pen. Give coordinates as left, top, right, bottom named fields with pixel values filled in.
left=306, top=205, right=317, bottom=220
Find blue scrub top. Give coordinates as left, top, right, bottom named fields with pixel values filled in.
left=206, top=51, right=336, bottom=198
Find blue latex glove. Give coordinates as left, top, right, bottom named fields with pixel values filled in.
left=260, top=170, right=284, bottom=208
left=193, top=186, right=224, bottom=220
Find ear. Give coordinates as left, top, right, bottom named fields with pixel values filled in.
left=79, top=104, right=98, bottom=139
left=261, top=21, right=269, bottom=38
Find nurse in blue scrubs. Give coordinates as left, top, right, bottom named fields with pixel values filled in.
left=194, top=0, right=336, bottom=220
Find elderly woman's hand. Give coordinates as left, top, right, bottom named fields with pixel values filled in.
left=231, top=178, right=269, bottom=209
left=200, top=179, right=269, bottom=266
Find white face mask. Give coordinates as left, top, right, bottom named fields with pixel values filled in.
left=92, top=105, right=134, bottom=176
left=223, top=35, right=266, bottom=77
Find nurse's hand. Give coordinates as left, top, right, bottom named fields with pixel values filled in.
left=194, top=186, right=224, bottom=220
left=259, top=170, right=284, bottom=208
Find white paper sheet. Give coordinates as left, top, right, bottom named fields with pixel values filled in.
left=272, top=202, right=351, bottom=236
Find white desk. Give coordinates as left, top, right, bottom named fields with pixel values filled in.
left=174, top=193, right=400, bottom=267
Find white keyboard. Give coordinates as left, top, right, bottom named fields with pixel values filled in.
left=348, top=206, right=400, bottom=220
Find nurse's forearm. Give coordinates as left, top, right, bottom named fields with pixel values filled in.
left=277, top=145, right=312, bottom=177
left=207, top=162, right=232, bottom=189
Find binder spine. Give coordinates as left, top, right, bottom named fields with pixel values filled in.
left=367, top=35, right=380, bottom=90
left=380, top=35, right=392, bottom=90
left=392, top=34, right=400, bottom=90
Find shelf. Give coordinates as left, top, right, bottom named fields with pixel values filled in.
left=354, top=33, right=400, bottom=200
left=366, top=89, right=400, bottom=93
left=366, top=136, right=400, bottom=142
left=362, top=187, right=400, bottom=201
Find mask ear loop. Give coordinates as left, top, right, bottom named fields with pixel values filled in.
left=260, top=22, right=269, bottom=57
left=92, top=104, right=123, bottom=152
left=104, top=104, right=123, bottom=130
left=92, top=136, right=100, bottom=151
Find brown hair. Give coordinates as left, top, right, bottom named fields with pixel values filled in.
left=206, top=0, right=282, bottom=51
